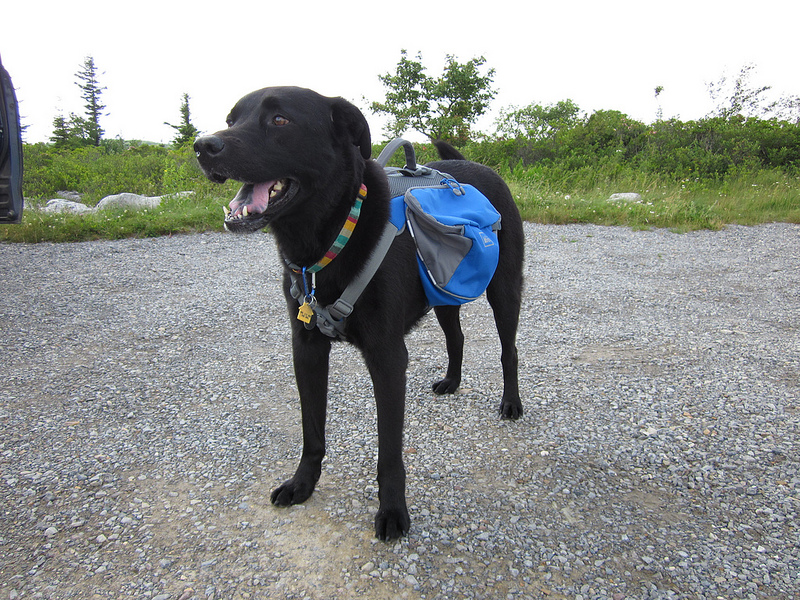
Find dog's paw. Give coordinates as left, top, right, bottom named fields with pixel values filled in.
left=374, top=507, right=411, bottom=541
left=431, top=377, right=460, bottom=395
left=499, top=397, right=523, bottom=420
left=270, top=477, right=315, bottom=506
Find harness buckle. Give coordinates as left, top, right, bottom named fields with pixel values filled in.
left=328, top=298, right=354, bottom=321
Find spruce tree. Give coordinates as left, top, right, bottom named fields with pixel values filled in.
left=75, top=56, right=105, bottom=146
left=50, top=113, right=73, bottom=147
left=165, top=93, right=200, bottom=146
left=50, top=112, right=87, bottom=148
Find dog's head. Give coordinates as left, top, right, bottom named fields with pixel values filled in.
left=194, top=86, right=371, bottom=233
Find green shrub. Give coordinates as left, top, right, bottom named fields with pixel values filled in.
left=23, top=142, right=169, bottom=204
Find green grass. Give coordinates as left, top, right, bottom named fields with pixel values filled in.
left=2, top=142, right=798, bottom=243
left=1, top=186, right=238, bottom=243
left=508, top=169, right=800, bottom=231
left=3, top=172, right=798, bottom=243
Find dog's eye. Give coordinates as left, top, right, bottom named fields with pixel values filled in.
left=272, top=115, right=290, bottom=127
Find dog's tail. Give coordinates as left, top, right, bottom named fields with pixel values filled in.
left=433, top=140, right=466, bottom=161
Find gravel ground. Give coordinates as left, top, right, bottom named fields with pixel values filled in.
left=1, top=222, right=798, bottom=600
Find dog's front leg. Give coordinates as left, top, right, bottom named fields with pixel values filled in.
left=271, top=330, right=331, bottom=507
left=363, top=337, right=411, bottom=540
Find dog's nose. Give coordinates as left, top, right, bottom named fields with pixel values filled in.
left=194, top=135, right=225, bottom=156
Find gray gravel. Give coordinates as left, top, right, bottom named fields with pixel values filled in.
left=1, top=222, right=798, bottom=600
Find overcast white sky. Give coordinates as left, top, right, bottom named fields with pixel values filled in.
left=4, top=0, right=799, bottom=144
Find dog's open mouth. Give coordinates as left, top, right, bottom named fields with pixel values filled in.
left=224, top=179, right=296, bottom=232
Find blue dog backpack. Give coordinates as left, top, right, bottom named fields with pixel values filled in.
left=377, top=139, right=502, bottom=305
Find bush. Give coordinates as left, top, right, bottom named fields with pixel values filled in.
left=459, top=112, right=800, bottom=182
left=23, top=142, right=170, bottom=204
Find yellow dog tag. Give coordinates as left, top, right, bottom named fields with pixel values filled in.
left=297, top=302, right=314, bottom=324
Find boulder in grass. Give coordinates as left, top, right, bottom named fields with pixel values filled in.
left=95, top=193, right=162, bottom=211
left=42, top=199, right=93, bottom=214
left=609, top=193, right=642, bottom=203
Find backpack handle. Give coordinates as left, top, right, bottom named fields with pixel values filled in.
left=376, top=138, right=417, bottom=169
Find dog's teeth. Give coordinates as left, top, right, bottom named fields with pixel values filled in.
left=274, top=181, right=284, bottom=191
left=223, top=205, right=231, bottom=216
left=242, top=206, right=249, bottom=217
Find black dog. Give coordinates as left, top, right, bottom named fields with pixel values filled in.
left=194, top=86, right=524, bottom=540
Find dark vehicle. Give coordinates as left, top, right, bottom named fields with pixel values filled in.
left=0, top=54, right=23, bottom=223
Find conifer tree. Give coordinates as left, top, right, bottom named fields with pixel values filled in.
left=165, top=93, right=200, bottom=146
left=75, top=56, right=106, bottom=146
left=49, top=111, right=88, bottom=148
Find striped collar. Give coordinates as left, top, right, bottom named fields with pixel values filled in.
left=287, top=184, right=367, bottom=274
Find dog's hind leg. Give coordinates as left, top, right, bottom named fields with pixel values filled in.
left=432, top=305, right=464, bottom=395
left=271, top=331, right=332, bottom=507
left=486, top=256, right=524, bottom=420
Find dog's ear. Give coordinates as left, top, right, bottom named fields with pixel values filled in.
left=331, top=98, right=372, bottom=160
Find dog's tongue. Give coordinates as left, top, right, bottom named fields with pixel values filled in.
left=250, top=181, right=273, bottom=213
left=229, top=181, right=275, bottom=217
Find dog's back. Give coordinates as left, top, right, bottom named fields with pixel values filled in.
left=425, top=144, right=523, bottom=241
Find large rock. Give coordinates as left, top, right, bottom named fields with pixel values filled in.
left=42, top=199, right=93, bottom=214
left=95, top=193, right=162, bottom=211
left=609, top=192, right=643, bottom=203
